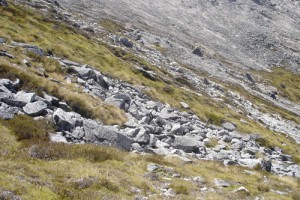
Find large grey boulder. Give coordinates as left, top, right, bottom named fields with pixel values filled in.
left=52, top=108, right=83, bottom=131
left=0, top=103, right=19, bottom=119
left=119, top=37, right=133, bottom=48
left=105, top=94, right=131, bottom=111
left=69, top=66, right=96, bottom=80
left=2, top=94, right=29, bottom=108
left=83, top=119, right=132, bottom=150
left=15, top=91, right=37, bottom=104
left=23, top=101, right=48, bottom=117
left=171, top=136, right=203, bottom=152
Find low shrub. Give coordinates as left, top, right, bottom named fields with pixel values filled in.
left=170, top=183, right=189, bottom=195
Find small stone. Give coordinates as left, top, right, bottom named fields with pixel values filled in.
left=172, top=173, right=181, bottom=178
left=214, top=178, right=231, bottom=188
left=233, top=186, right=250, bottom=196
left=224, top=160, right=237, bottom=166
left=49, top=133, right=68, bottom=143
left=179, top=102, right=190, bottom=109
left=192, top=47, right=204, bottom=57
left=164, top=188, right=176, bottom=197
left=147, top=163, right=160, bottom=172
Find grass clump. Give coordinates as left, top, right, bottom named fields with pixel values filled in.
left=0, top=115, right=51, bottom=141
left=257, top=183, right=270, bottom=192
left=170, top=183, right=189, bottom=195
left=99, top=19, right=124, bottom=33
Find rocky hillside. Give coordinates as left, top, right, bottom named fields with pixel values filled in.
left=0, top=0, right=299, bottom=199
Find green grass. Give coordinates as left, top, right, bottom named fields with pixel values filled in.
left=260, top=67, right=300, bottom=104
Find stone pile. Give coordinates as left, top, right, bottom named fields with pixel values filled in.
left=0, top=41, right=299, bottom=176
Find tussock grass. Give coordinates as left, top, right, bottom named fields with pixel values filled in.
left=0, top=115, right=51, bottom=141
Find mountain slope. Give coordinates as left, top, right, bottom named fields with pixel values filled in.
left=0, top=1, right=300, bottom=199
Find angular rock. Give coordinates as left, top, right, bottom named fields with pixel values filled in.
left=69, top=66, right=96, bottom=80
left=222, top=122, right=236, bottom=131
left=260, top=159, right=272, bottom=172
left=2, top=98, right=26, bottom=108
left=53, top=108, right=83, bottom=131
left=192, top=47, right=204, bottom=57
left=23, top=101, right=48, bottom=117
left=0, top=103, right=19, bottom=119
left=170, top=123, right=184, bottom=135
left=105, top=94, right=131, bottom=111
left=224, top=160, right=237, bottom=166
left=134, top=127, right=150, bottom=144
left=171, top=136, right=203, bottom=153
left=222, top=135, right=233, bottom=143
left=131, top=143, right=143, bottom=151
left=119, top=37, right=133, bottom=48
left=158, top=108, right=180, bottom=120
left=15, top=91, right=37, bottom=104
left=0, top=51, right=15, bottom=59
left=214, top=178, right=231, bottom=188
left=49, top=133, right=68, bottom=143
left=58, top=102, right=71, bottom=111
left=83, top=119, right=132, bottom=150
left=0, top=92, right=12, bottom=101
left=0, top=79, right=12, bottom=87
left=179, top=102, right=189, bottom=109
left=147, top=163, right=160, bottom=172
left=43, top=93, right=59, bottom=106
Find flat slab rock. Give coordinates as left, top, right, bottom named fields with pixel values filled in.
left=171, top=136, right=203, bottom=153
left=23, top=101, right=48, bottom=117
left=83, top=119, right=132, bottom=150
left=222, top=122, right=236, bottom=131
